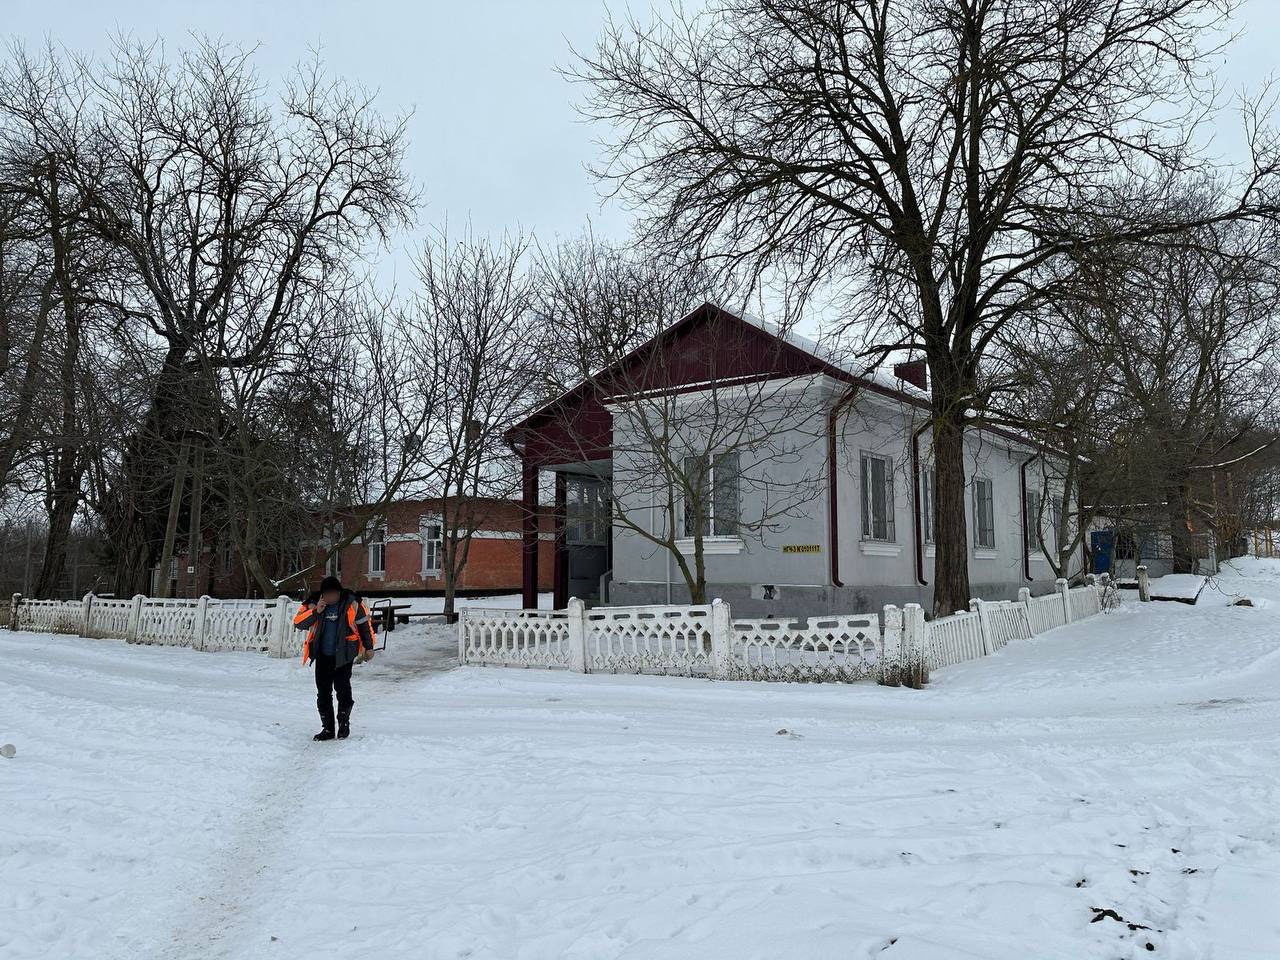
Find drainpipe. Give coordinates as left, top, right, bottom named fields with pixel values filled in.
left=827, top=387, right=858, bottom=588
left=1020, top=451, right=1043, bottom=582
left=911, top=420, right=931, bottom=586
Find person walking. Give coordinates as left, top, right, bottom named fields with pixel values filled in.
left=293, top=575, right=376, bottom=741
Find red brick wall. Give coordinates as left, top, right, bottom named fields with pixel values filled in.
left=332, top=496, right=553, bottom=594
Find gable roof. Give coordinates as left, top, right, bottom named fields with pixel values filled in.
left=509, top=302, right=1047, bottom=464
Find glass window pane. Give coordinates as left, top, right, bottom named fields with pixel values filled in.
left=712, top=452, right=739, bottom=536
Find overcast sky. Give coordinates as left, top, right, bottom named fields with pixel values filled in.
left=4, top=0, right=1277, bottom=278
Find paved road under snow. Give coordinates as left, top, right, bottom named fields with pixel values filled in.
left=4, top=563, right=1280, bottom=959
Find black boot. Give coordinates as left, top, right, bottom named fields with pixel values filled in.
left=313, top=726, right=335, bottom=742
left=337, top=711, right=350, bottom=740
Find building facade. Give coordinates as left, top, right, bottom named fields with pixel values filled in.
left=508, top=304, right=1084, bottom=616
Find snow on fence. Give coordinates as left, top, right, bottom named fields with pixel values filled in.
left=10, top=592, right=298, bottom=657
left=459, top=577, right=1108, bottom=687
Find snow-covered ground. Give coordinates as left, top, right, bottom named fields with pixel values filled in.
left=4, top=562, right=1280, bottom=959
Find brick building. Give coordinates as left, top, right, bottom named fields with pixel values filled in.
left=330, top=496, right=554, bottom=595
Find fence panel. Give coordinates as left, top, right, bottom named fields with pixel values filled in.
left=16, top=599, right=83, bottom=634
left=135, top=599, right=199, bottom=647
left=729, top=614, right=880, bottom=682
left=985, top=600, right=1033, bottom=651
left=203, top=599, right=280, bottom=653
left=1069, top=586, right=1100, bottom=621
left=458, top=608, right=573, bottom=669
left=924, top=609, right=986, bottom=670
left=584, top=604, right=713, bottom=675
left=1026, top=593, right=1066, bottom=635
left=85, top=598, right=134, bottom=640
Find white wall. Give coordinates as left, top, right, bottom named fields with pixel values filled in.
left=608, top=379, right=1082, bottom=611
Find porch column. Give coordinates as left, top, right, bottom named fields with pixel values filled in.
left=553, top=471, right=569, bottom=609
left=521, top=454, right=539, bottom=609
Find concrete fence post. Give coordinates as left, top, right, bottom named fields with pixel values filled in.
left=126, top=595, right=145, bottom=643
left=80, top=593, right=94, bottom=637
left=902, top=603, right=929, bottom=688
left=457, top=609, right=469, bottom=664
left=567, top=597, right=588, bottom=673
left=192, top=595, right=210, bottom=651
left=709, top=599, right=733, bottom=680
left=878, top=604, right=902, bottom=686
left=10, top=593, right=21, bottom=630
left=268, top=595, right=291, bottom=658
left=1136, top=565, right=1150, bottom=602
left=1056, top=577, right=1072, bottom=623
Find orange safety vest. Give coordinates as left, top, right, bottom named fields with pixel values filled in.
left=294, top=596, right=373, bottom=664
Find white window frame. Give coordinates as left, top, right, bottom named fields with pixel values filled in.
left=973, top=477, right=996, bottom=551
left=367, top=525, right=386, bottom=578
left=420, top=515, right=443, bottom=578
left=682, top=451, right=740, bottom=540
left=860, top=451, right=896, bottom=543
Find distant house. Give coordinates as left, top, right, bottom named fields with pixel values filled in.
left=324, top=496, right=554, bottom=596
left=507, top=304, right=1084, bottom=617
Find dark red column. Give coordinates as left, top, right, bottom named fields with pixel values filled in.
left=553, top=471, right=568, bottom=609
left=521, top=455, right=539, bottom=609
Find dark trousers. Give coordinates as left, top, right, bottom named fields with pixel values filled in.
left=314, top=655, right=354, bottom=729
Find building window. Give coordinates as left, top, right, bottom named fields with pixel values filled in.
left=973, top=477, right=995, bottom=549
left=367, top=525, right=386, bottom=576
left=920, top=467, right=936, bottom=544
left=420, top=516, right=442, bottom=576
left=861, top=452, right=896, bottom=542
left=325, top=522, right=344, bottom=577
left=682, top=452, right=740, bottom=538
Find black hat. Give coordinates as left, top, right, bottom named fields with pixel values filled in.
left=319, top=575, right=342, bottom=594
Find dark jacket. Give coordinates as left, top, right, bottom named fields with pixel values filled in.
left=293, top=589, right=375, bottom=667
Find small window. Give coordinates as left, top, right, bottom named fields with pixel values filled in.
left=1047, top=499, right=1061, bottom=553
left=861, top=453, right=896, bottom=542
left=1024, top=486, right=1041, bottom=553
left=367, top=525, right=386, bottom=576
left=920, top=468, right=936, bottom=544
left=420, top=516, right=442, bottom=576
left=973, top=478, right=995, bottom=549
left=682, top=452, right=740, bottom=538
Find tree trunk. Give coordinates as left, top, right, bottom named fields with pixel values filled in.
left=34, top=454, right=84, bottom=598
left=1167, top=474, right=1199, bottom=574
left=931, top=408, right=972, bottom=616
left=155, top=439, right=191, bottom=599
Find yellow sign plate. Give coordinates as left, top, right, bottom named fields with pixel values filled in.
left=782, top=544, right=821, bottom=554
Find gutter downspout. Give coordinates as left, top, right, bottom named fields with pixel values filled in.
left=1020, top=451, right=1043, bottom=582
left=827, top=387, right=858, bottom=588
left=911, top=420, right=932, bottom=586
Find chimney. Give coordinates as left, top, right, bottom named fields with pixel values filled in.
left=893, top=359, right=928, bottom=391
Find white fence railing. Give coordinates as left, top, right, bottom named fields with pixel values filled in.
left=10, top=592, right=297, bottom=658
left=459, top=578, right=1110, bottom=686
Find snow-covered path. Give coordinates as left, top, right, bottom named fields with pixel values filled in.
left=4, top=562, right=1280, bottom=959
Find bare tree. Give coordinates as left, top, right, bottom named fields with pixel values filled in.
left=574, top=0, right=1280, bottom=613
left=400, top=228, right=539, bottom=620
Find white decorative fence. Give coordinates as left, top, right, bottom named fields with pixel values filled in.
left=10, top=592, right=298, bottom=657
left=460, top=578, right=1110, bottom=686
